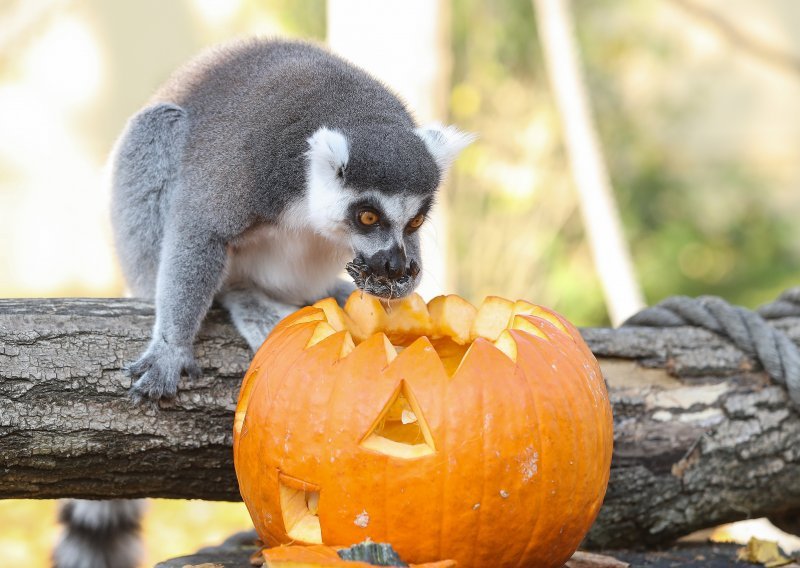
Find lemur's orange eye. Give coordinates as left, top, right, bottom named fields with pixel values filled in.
left=408, top=214, right=425, bottom=229
left=358, top=210, right=380, bottom=226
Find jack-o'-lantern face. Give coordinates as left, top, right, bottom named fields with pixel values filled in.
left=233, top=292, right=613, bottom=568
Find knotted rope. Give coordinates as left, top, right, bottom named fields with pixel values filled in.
left=623, top=287, right=800, bottom=406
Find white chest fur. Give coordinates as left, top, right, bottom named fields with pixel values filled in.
left=225, top=222, right=351, bottom=306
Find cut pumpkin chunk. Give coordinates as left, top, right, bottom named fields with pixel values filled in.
left=312, top=297, right=358, bottom=333
left=262, top=544, right=457, bottom=567
left=384, top=293, right=433, bottom=345
left=344, top=292, right=387, bottom=343
left=469, top=296, right=514, bottom=341
left=428, top=295, right=477, bottom=345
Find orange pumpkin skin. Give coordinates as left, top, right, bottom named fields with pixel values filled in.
left=234, top=293, right=613, bottom=568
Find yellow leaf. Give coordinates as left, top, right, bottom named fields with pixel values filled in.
left=736, top=537, right=794, bottom=567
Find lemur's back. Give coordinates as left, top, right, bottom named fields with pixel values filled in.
left=110, top=39, right=429, bottom=296
left=154, top=40, right=411, bottom=128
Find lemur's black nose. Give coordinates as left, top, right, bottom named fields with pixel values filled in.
left=385, top=260, right=405, bottom=280
left=366, top=246, right=408, bottom=279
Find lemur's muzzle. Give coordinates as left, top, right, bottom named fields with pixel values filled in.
left=345, top=248, right=421, bottom=299
left=363, top=246, right=419, bottom=280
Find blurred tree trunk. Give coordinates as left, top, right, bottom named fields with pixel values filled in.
left=533, top=0, right=644, bottom=325
left=326, top=0, right=452, bottom=299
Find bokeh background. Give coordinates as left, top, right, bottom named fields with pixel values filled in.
left=1, top=0, right=800, bottom=565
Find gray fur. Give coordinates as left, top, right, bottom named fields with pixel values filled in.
left=218, top=288, right=296, bottom=351
left=109, top=38, right=470, bottom=403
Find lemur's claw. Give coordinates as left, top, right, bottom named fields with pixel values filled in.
left=125, top=341, right=200, bottom=405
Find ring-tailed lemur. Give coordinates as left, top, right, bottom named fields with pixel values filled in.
left=54, top=39, right=472, bottom=568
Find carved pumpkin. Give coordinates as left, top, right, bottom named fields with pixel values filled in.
left=234, top=292, right=613, bottom=568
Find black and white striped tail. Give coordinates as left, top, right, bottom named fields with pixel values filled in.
left=53, top=499, right=145, bottom=568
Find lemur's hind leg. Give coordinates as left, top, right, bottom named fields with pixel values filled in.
left=219, top=287, right=298, bottom=351
left=110, top=103, right=188, bottom=297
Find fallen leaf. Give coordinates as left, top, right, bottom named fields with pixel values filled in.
left=737, top=537, right=794, bottom=567
left=565, top=550, right=629, bottom=567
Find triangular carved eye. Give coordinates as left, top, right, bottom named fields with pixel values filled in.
left=360, top=380, right=435, bottom=458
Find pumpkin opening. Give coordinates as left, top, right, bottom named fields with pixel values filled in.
left=279, top=477, right=322, bottom=544
left=310, top=293, right=562, bottom=377
left=361, top=380, right=435, bottom=458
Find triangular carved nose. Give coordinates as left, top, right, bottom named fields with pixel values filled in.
left=360, top=380, right=435, bottom=459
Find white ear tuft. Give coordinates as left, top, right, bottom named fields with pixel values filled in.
left=307, top=127, right=349, bottom=180
left=415, top=123, right=476, bottom=172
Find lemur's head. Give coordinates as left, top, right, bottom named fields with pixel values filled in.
left=305, top=123, right=473, bottom=299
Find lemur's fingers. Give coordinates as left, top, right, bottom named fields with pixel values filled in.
left=125, top=341, right=200, bottom=405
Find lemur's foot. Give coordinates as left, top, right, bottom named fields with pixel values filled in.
left=126, top=340, right=200, bottom=404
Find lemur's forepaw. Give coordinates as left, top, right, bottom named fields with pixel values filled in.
left=125, top=341, right=200, bottom=405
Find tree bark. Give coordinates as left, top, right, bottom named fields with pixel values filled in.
left=1, top=298, right=799, bottom=548
left=0, top=298, right=248, bottom=501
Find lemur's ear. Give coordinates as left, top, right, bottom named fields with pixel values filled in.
left=415, top=123, right=476, bottom=172
left=307, top=127, right=349, bottom=181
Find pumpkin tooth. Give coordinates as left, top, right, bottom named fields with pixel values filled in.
left=305, top=322, right=338, bottom=349
left=381, top=334, right=398, bottom=363
left=517, top=303, right=570, bottom=334
left=337, top=332, right=398, bottom=371
left=339, top=331, right=356, bottom=359
left=510, top=314, right=549, bottom=340
left=285, top=307, right=326, bottom=328
left=312, top=297, right=358, bottom=333
left=493, top=329, right=518, bottom=363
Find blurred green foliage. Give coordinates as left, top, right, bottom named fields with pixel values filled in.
left=450, top=0, right=800, bottom=325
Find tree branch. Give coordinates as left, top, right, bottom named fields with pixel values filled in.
left=669, top=0, right=800, bottom=77
left=1, top=298, right=799, bottom=547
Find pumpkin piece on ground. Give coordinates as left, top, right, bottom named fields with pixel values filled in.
left=469, top=296, right=514, bottom=341
left=344, top=292, right=388, bottom=343
left=427, top=295, right=477, bottom=345
left=383, top=293, right=433, bottom=345
left=262, top=543, right=457, bottom=567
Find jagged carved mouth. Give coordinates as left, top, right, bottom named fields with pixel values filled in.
left=345, top=257, right=419, bottom=299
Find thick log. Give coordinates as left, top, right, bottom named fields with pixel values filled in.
left=1, top=298, right=799, bottom=547
left=0, top=298, right=248, bottom=501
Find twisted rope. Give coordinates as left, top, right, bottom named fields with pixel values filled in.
left=623, top=287, right=800, bottom=406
